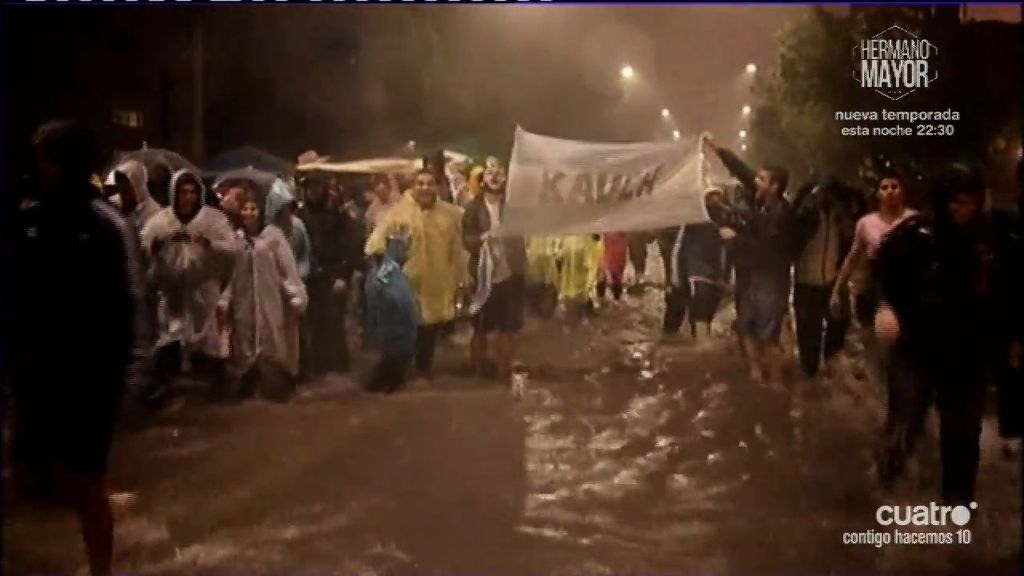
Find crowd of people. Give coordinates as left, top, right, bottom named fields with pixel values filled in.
left=3, top=119, right=1022, bottom=575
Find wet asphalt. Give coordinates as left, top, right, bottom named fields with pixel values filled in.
left=3, top=289, right=1020, bottom=576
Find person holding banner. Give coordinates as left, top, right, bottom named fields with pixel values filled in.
left=703, top=138, right=794, bottom=386
left=365, top=169, right=464, bottom=386
left=463, top=161, right=527, bottom=382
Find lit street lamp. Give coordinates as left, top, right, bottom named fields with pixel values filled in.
left=745, top=63, right=757, bottom=74
left=620, top=65, right=635, bottom=80
left=408, top=140, right=416, bottom=149
left=741, top=143, right=748, bottom=152
left=739, top=130, right=748, bottom=139
left=672, top=130, right=681, bottom=141
left=742, top=105, right=752, bottom=116
left=661, top=108, right=671, bottom=119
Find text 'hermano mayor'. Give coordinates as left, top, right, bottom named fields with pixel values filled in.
left=858, top=37, right=936, bottom=89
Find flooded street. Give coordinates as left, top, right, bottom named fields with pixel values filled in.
left=5, top=290, right=1020, bottom=576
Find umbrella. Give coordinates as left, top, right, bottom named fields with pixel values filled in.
left=296, top=157, right=418, bottom=175
left=415, top=150, right=470, bottom=169
left=205, top=146, right=294, bottom=176
left=211, top=167, right=279, bottom=204
left=112, top=147, right=199, bottom=175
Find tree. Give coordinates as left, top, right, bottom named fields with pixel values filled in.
left=752, top=6, right=1021, bottom=200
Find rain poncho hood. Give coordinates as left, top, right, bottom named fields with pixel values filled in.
left=169, top=168, right=208, bottom=224
left=365, top=195, right=465, bottom=325
left=266, top=178, right=295, bottom=224
left=141, top=171, right=240, bottom=358
left=107, top=159, right=161, bottom=230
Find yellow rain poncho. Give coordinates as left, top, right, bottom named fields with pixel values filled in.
left=467, top=166, right=485, bottom=204
left=557, top=235, right=603, bottom=302
left=526, top=236, right=560, bottom=287
left=365, top=195, right=465, bottom=326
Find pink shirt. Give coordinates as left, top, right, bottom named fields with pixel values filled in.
left=855, top=209, right=916, bottom=259
left=851, top=209, right=916, bottom=292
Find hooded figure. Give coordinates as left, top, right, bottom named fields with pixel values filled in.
left=874, top=164, right=998, bottom=504
left=107, top=160, right=161, bottom=232
left=141, top=169, right=239, bottom=369
left=296, top=173, right=356, bottom=375
left=220, top=180, right=308, bottom=385
left=365, top=232, right=419, bottom=393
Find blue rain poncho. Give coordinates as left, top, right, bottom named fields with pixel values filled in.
left=365, top=235, right=419, bottom=358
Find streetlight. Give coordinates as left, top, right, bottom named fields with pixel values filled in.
left=742, top=104, right=752, bottom=116
left=408, top=140, right=416, bottom=149
left=661, top=108, right=671, bottom=119
left=745, top=63, right=757, bottom=74
left=672, top=129, right=681, bottom=141
left=739, top=129, right=748, bottom=139
left=620, top=65, right=635, bottom=80
left=741, top=143, right=748, bottom=152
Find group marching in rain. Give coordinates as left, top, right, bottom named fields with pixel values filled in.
left=6, top=120, right=1022, bottom=576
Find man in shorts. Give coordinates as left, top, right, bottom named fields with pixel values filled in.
left=462, top=160, right=527, bottom=382
left=704, top=137, right=795, bottom=386
left=7, top=120, right=146, bottom=576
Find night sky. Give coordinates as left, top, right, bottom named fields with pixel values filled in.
left=1, top=4, right=1019, bottom=166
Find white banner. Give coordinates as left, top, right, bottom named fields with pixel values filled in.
left=500, top=127, right=710, bottom=236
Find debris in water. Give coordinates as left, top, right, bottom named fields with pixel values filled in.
left=512, top=372, right=528, bottom=399
left=706, top=452, right=723, bottom=464
left=703, top=382, right=729, bottom=397
left=639, top=369, right=656, bottom=380
left=737, top=441, right=749, bottom=450
left=700, top=429, right=715, bottom=439
left=669, top=473, right=692, bottom=490
left=109, top=492, right=138, bottom=508
left=655, top=435, right=676, bottom=448
left=754, top=423, right=770, bottom=444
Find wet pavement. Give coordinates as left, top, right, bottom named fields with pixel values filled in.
left=4, top=289, right=1021, bottom=575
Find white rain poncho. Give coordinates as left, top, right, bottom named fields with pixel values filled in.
left=220, top=180, right=308, bottom=376
left=107, top=159, right=162, bottom=231
left=141, top=169, right=240, bottom=358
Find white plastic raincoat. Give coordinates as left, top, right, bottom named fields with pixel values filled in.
left=141, top=169, right=240, bottom=358
left=107, top=159, right=162, bottom=231
left=220, top=180, right=308, bottom=376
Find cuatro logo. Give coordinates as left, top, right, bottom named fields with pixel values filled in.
left=875, top=502, right=978, bottom=527
left=853, top=25, right=939, bottom=101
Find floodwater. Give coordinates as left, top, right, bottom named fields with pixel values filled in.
left=4, top=289, right=1020, bottom=575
